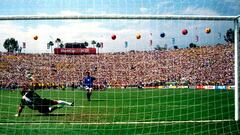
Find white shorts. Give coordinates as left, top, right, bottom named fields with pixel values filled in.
left=85, top=86, right=92, bottom=92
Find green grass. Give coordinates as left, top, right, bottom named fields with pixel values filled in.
left=0, top=88, right=239, bottom=135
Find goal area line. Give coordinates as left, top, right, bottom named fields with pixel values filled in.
left=0, top=119, right=234, bottom=125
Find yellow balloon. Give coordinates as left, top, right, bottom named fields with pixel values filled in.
left=205, top=27, right=211, bottom=34
left=136, top=34, right=141, bottom=39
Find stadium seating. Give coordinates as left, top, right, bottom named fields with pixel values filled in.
left=0, top=43, right=234, bottom=89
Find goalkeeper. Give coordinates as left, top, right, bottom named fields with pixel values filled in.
left=83, top=71, right=96, bottom=101
left=15, top=71, right=73, bottom=117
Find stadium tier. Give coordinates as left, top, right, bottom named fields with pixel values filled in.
left=0, top=43, right=234, bottom=89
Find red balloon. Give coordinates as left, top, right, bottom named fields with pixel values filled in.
left=111, top=34, right=116, bottom=40
left=182, top=29, right=188, bottom=35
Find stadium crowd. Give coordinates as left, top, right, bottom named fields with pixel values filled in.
left=0, top=43, right=234, bottom=89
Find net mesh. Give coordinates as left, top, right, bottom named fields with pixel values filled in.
left=0, top=0, right=240, bottom=135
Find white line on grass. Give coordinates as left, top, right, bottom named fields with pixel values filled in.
left=0, top=119, right=234, bottom=125
left=74, top=104, right=211, bottom=108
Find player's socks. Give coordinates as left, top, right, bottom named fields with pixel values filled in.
left=57, top=100, right=72, bottom=106
left=87, top=92, right=91, bottom=101
left=49, top=106, right=60, bottom=112
left=87, top=92, right=92, bottom=101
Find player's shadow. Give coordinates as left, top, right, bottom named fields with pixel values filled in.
left=35, top=113, right=68, bottom=116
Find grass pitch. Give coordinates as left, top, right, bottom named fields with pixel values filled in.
left=0, top=88, right=239, bottom=135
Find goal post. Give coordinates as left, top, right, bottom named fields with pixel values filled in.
left=0, top=14, right=239, bottom=121
left=234, top=16, right=239, bottom=121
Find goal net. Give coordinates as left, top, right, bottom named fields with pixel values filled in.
left=0, top=1, right=239, bottom=135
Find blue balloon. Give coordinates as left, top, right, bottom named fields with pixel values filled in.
left=160, top=32, right=165, bottom=38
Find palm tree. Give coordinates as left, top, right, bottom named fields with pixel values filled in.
left=59, top=43, right=64, bottom=48
left=84, top=41, right=89, bottom=48
left=48, top=41, right=54, bottom=47
left=55, top=38, right=62, bottom=47
left=224, top=28, right=240, bottom=43
left=47, top=41, right=54, bottom=53
left=173, top=46, right=179, bottom=49
left=3, top=38, right=19, bottom=53
left=96, top=42, right=101, bottom=54
left=91, top=40, right=96, bottom=48
left=96, top=42, right=101, bottom=48
left=154, top=45, right=165, bottom=51
left=189, top=43, right=197, bottom=48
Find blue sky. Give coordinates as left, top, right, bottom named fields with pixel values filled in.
left=0, top=0, right=239, bottom=53
left=0, top=0, right=239, bottom=15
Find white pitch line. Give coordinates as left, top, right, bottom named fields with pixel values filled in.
left=0, top=119, right=234, bottom=125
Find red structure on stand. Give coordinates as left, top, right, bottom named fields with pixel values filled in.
left=54, top=48, right=96, bottom=55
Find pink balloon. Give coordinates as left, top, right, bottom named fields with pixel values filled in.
left=111, top=34, right=116, bottom=40
left=182, top=29, right=188, bottom=35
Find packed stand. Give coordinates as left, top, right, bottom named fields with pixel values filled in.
left=0, top=44, right=234, bottom=89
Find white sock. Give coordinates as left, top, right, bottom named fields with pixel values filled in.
left=57, top=100, right=72, bottom=106
left=49, top=107, right=53, bottom=111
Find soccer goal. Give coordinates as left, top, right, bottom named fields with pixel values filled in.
left=0, top=14, right=239, bottom=134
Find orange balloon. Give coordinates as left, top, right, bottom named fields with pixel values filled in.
left=33, top=35, right=38, bottom=40
left=205, top=27, right=211, bottom=34
left=136, top=34, right=141, bottom=39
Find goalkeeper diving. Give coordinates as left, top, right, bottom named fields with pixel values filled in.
left=15, top=70, right=73, bottom=117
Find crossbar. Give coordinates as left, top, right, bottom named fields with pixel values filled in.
left=0, top=15, right=238, bottom=21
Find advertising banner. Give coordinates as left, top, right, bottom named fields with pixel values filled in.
left=205, top=85, right=215, bottom=90
left=169, top=86, right=177, bottom=89
left=177, top=86, right=188, bottom=88
left=158, top=86, right=164, bottom=89
left=215, top=86, right=227, bottom=90
left=227, top=85, right=235, bottom=90
left=196, top=85, right=204, bottom=89
left=54, top=48, right=96, bottom=55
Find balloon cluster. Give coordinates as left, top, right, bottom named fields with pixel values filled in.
left=38, top=27, right=213, bottom=42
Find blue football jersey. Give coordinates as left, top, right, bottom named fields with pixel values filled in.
left=83, top=76, right=96, bottom=87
